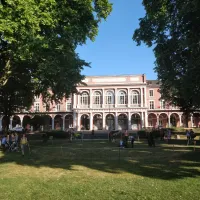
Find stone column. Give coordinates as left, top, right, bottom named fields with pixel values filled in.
left=102, top=112, right=106, bottom=130
left=128, top=112, right=131, bottom=130
left=90, top=113, right=93, bottom=130
left=179, top=114, right=182, bottom=127
left=168, top=114, right=170, bottom=127
left=90, top=89, right=92, bottom=109
left=115, top=88, right=118, bottom=108
left=73, top=94, right=77, bottom=109
left=73, top=111, right=77, bottom=129
left=62, top=116, right=65, bottom=131
left=157, top=114, right=159, bottom=127
left=190, top=115, right=193, bottom=128
left=127, top=88, right=130, bottom=107
left=77, top=90, right=80, bottom=108
left=141, top=87, right=143, bottom=107
left=141, top=112, right=144, bottom=129
left=115, top=112, right=118, bottom=130
left=102, top=88, right=105, bottom=108
left=145, top=112, right=148, bottom=128
left=52, top=117, right=54, bottom=130
left=144, top=87, right=147, bottom=107
left=77, top=113, right=81, bottom=131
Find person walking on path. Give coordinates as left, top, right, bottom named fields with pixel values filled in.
left=20, top=134, right=28, bottom=156
left=124, top=130, right=129, bottom=148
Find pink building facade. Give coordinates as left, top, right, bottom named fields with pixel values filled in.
left=0, top=74, right=199, bottom=131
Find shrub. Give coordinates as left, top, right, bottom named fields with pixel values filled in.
left=46, top=130, right=70, bottom=139
left=151, top=130, right=161, bottom=138
left=137, top=130, right=147, bottom=138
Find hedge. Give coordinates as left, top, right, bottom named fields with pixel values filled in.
left=45, top=130, right=70, bottom=139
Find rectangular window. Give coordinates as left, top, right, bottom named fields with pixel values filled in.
left=34, top=103, right=40, bottom=112
left=149, top=101, right=154, bottom=109
left=34, top=95, right=40, bottom=102
left=149, top=89, right=154, bottom=97
left=160, top=100, right=165, bottom=109
left=159, top=120, right=163, bottom=126
left=107, top=96, right=111, bottom=104
left=66, top=103, right=71, bottom=111
left=56, top=104, right=60, bottom=111
left=46, top=104, right=50, bottom=111
left=94, top=96, right=100, bottom=104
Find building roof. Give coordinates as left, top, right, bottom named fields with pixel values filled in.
left=146, top=80, right=160, bottom=88
left=85, top=74, right=145, bottom=78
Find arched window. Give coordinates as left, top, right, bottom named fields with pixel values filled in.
left=118, top=91, right=127, bottom=104
left=105, top=91, right=114, bottom=104
left=93, top=91, right=101, bottom=105
left=80, top=92, right=89, bottom=106
left=131, top=91, right=139, bottom=105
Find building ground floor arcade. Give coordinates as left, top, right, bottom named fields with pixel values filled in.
left=1, top=110, right=200, bottom=131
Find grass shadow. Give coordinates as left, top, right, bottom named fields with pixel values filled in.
left=0, top=140, right=200, bottom=180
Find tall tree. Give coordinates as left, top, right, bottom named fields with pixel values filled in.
left=0, top=0, right=112, bottom=128
left=133, top=0, right=200, bottom=126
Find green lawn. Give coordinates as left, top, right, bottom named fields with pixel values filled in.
left=0, top=141, right=200, bottom=200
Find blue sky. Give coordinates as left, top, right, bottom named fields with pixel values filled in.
left=76, top=0, right=157, bottom=80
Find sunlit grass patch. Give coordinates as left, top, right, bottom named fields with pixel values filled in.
left=0, top=141, right=200, bottom=200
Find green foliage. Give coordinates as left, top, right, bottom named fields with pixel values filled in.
left=137, top=130, right=147, bottom=138
left=1, top=142, right=200, bottom=200
left=46, top=130, right=69, bottom=139
left=133, top=0, right=200, bottom=116
left=0, top=0, right=112, bottom=121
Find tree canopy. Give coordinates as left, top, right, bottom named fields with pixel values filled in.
left=133, top=0, right=200, bottom=115
left=0, top=0, right=112, bottom=123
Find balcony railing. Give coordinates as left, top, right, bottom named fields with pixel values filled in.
left=79, top=105, right=90, bottom=109
left=104, top=104, right=115, bottom=108
left=117, top=104, right=128, bottom=108
left=92, top=104, right=102, bottom=108
left=130, top=104, right=141, bottom=108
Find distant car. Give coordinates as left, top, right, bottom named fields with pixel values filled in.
left=11, top=126, right=24, bottom=132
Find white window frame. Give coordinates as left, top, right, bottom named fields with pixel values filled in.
left=149, top=89, right=154, bottom=97
left=149, top=100, right=154, bottom=109
left=34, top=95, right=40, bottom=102
left=80, top=92, right=89, bottom=105
left=45, top=103, right=50, bottom=111
left=66, top=102, right=72, bottom=111
left=34, top=103, right=40, bottom=112
left=160, top=100, right=165, bottom=109
left=131, top=91, right=139, bottom=105
left=93, top=91, right=101, bottom=105
left=105, top=91, right=114, bottom=104
left=118, top=91, right=127, bottom=105
left=56, top=104, right=60, bottom=111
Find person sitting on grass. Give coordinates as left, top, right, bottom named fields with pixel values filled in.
left=1, top=135, right=7, bottom=152
left=20, top=134, right=28, bottom=156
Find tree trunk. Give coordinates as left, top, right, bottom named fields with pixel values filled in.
left=185, top=112, right=189, bottom=128
left=4, top=115, right=10, bottom=132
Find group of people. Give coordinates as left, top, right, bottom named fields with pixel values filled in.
left=0, top=133, right=29, bottom=156
left=186, top=129, right=196, bottom=144
left=109, top=130, right=135, bottom=148
left=160, top=128, right=171, bottom=141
